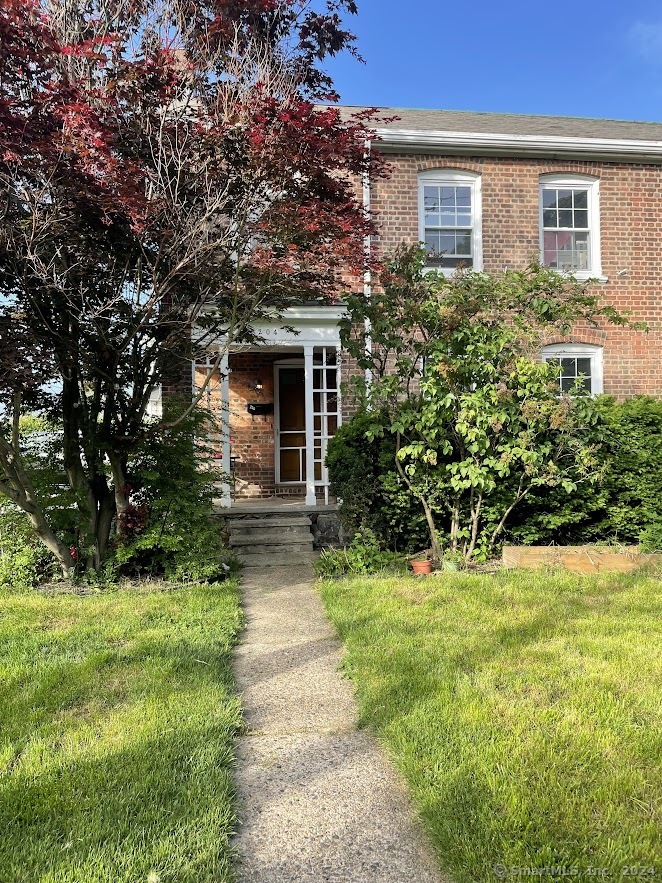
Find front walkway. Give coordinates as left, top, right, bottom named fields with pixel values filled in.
left=232, top=566, right=444, bottom=883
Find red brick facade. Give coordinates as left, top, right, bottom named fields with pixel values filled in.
left=204, top=138, right=662, bottom=500
left=371, top=153, right=662, bottom=398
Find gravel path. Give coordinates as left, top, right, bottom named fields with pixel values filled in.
left=232, top=565, right=445, bottom=883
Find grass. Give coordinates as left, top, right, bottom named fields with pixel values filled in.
left=0, top=579, right=243, bottom=883
left=320, top=568, right=662, bottom=882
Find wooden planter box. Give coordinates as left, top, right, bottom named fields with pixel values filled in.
left=502, top=545, right=662, bottom=574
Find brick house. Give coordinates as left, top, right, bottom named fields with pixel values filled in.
left=208, top=107, right=662, bottom=509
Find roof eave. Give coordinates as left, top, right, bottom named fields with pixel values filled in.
left=374, top=128, right=662, bottom=163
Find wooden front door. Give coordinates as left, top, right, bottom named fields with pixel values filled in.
left=276, top=364, right=306, bottom=483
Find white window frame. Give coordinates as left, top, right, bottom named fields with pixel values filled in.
left=542, top=343, right=604, bottom=395
left=418, top=169, right=483, bottom=276
left=539, top=174, right=605, bottom=282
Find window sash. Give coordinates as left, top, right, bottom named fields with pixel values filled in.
left=540, top=184, right=595, bottom=273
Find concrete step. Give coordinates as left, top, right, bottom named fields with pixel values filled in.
left=239, top=549, right=319, bottom=567
left=238, top=541, right=314, bottom=555
left=227, top=516, right=312, bottom=529
left=230, top=530, right=313, bottom=547
left=230, top=524, right=312, bottom=539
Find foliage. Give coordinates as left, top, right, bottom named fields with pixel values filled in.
left=0, top=503, right=58, bottom=590
left=341, top=246, right=631, bottom=563
left=505, top=396, right=662, bottom=546
left=320, top=570, right=662, bottom=882
left=108, top=408, right=240, bottom=582
left=325, top=411, right=428, bottom=552
left=314, top=528, right=406, bottom=577
left=0, top=0, right=385, bottom=576
left=0, top=578, right=243, bottom=882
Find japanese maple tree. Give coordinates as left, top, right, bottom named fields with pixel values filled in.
left=0, top=0, right=384, bottom=574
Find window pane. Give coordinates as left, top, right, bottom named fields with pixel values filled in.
left=557, top=189, right=573, bottom=207
left=440, top=210, right=457, bottom=225
left=457, top=213, right=472, bottom=226
left=456, top=187, right=471, bottom=206
left=456, top=232, right=472, bottom=255
left=425, top=232, right=440, bottom=254
left=561, top=377, right=575, bottom=393
left=576, top=358, right=592, bottom=376
left=438, top=233, right=456, bottom=254
left=440, top=187, right=456, bottom=204
left=574, top=190, right=588, bottom=209
left=543, top=231, right=590, bottom=270
left=578, top=376, right=592, bottom=392
left=543, top=209, right=557, bottom=227
left=425, top=212, right=440, bottom=226
left=560, top=358, right=577, bottom=374
left=424, top=187, right=439, bottom=207
left=542, top=188, right=557, bottom=208
left=574, top=210, right=588, bottom=228
left=558, top=210, right=573, bottom=228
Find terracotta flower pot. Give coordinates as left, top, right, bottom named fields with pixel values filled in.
left=411, top=558, right=433, bottom=575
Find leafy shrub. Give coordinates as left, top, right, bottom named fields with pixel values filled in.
left=314, top=528, right=406, bottom=578
left=505, top=396, right=662, bottom=546
left=326, top=411, right=429, bottom=552
left=109, top=410, right=240, bottom=582
left=0, top=504, right=58, bottom=590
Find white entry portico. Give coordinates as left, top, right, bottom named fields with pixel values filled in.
left=215, top=305, right=346, bottom=508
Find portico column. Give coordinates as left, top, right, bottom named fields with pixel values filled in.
left=219, top=350, right=232, bottom=508
left=303, top=345, right=316, bottom=506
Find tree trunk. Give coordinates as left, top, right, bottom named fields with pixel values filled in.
left=394, top=433, right=443, bottom=561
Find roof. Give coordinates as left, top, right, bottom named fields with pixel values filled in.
left=332, top=106, right=662, bottom=162
left=339, top=105, right=662, bottom=141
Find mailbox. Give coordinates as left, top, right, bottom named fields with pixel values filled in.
left=247, top=402, right=274, bottom=416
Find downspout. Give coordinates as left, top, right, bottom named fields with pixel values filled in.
left=362, top=138, right=373, bottom=387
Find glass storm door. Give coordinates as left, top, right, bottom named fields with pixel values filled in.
left=276, top=365, right=306, bottom=482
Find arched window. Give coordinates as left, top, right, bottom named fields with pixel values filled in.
left=539, top=174, right=603, bottom=280
left=542, top=343, right=604, bottom=395
left=418, top=169, right=482, bottom=274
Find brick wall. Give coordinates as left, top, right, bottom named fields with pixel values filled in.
left=370, top=153, right=662, bottom=397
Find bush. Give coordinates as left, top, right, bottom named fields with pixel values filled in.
left=326, top=411, right=429, bottom=552
left=108, top=410, right=240, bottom=582
left=314, top=528, right=406, bottom=577
left=0, top=504, right=58, bottom=590
left=505, top=396, right=662, bottom=546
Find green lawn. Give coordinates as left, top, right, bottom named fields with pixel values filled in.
left=320, top=569, right=662, bottom=883
left=0, top=580, right=243, bottom=883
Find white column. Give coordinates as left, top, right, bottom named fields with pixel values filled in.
left=303, top=345, right=316, bottom=506
left=219, top=350, right=232, bottom=508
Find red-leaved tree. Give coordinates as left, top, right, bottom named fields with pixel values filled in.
left=0, top=0, right=385, bottom=574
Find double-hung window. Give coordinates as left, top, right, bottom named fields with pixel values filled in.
left=539, top=175, right=602, bottom=279
left=542, top=343, right=604, bottom=395
left=419, top=170, right=482, bottom=273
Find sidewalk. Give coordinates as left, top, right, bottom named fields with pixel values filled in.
left=232, top=566, right=445, bottom=883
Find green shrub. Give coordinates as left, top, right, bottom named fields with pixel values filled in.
left=326, top=411, right=429, bottom=552
left=314, top=528, right=407, bottom=577
left=505, top=396, right=662, bottom=546
left=109, top=410, right=240, bottom=582
left=0, top=504, right=58, bottom=590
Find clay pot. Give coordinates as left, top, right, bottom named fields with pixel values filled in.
left=410, top=558, right=433, bottom=575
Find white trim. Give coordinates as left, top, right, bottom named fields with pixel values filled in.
left=418, top=169, right=483, bottom=276
left=303, top=346, right=316, bottom=506
left=375, top=128, right=662, bottom=163
left=539, top=175, right=603, bottom=282
left=219, top=352, right=232, bottom=507
left=542, top=343, right=604, bottom=395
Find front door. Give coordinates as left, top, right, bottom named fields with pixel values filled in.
left=276, top=364, right=306, bottom=483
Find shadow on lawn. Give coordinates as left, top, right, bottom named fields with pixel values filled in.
left=0, top=628, right=242, bottom=883
left=0, top=720, right=238, bottom=883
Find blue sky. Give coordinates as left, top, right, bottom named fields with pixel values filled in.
left=324, top=0, right=662, bottom=122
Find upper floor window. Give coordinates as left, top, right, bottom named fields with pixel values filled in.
left=539, top=175, right=602, bottom=280
left=542, top=343, right=603, bottom=395
left=419, top=170, right=482, bottom=274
